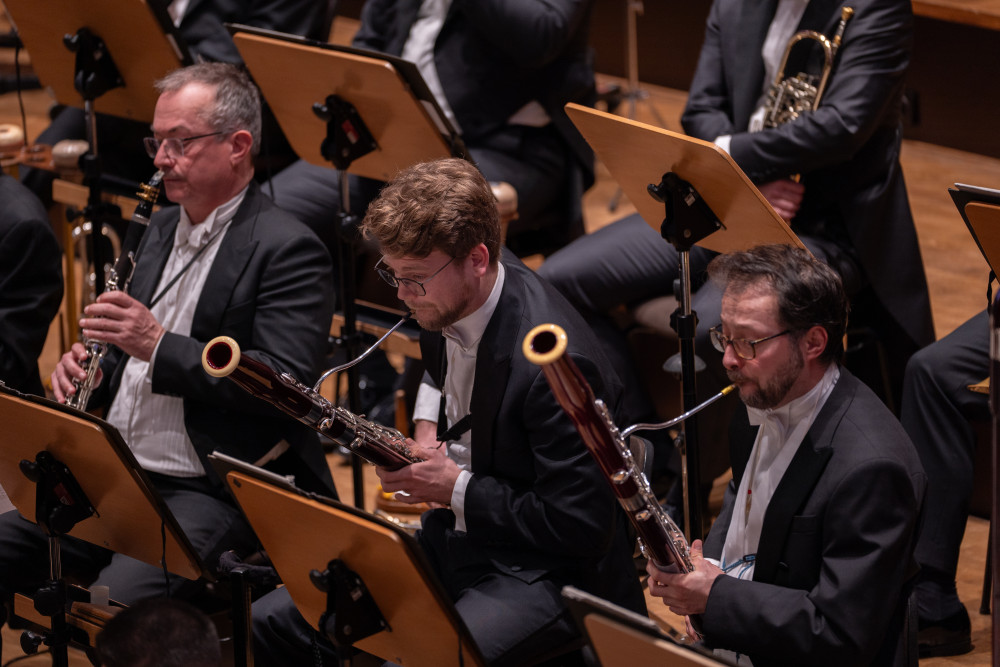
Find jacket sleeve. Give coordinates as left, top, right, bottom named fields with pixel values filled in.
left=684, top=0, right=912, bottom=183
left=149, top=230, right=334, bottom=417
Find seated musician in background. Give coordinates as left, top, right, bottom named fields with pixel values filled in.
left=267, top=0, right=598, bottom=257
left=19, top=0, right=327, bottom=203
left=0, top=63, right=335, bottom=609
left=95, top=598, right=221, bottom=667
left=646, top=244, right=926, bottom=666
left=0, top=173, right=63, bottom=396
left=900, top=308, right=988, bottom=657
left=537, top=0, right=934, bottom=515
left=252, top=158, right=646, bottom=666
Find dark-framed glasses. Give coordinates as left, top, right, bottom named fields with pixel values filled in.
left=143, top=131, right=228, bottom=159
left=375, top=256, right=455, bottom=296
left=708, top=326, right=792, bottom=360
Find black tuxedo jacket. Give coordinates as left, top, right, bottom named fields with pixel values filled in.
left=702, top=369, right=926, bottom=666
left=178, top=0, right=326, bottom=64
left=418, top=255, right=646, bottom=614
left=352, top=0, right=597, bottom=184
left=0, top=175, right=63, bottom=396
left=95, top=182, right=336, bottom=496
left=682, top=0, right=933, bottom=347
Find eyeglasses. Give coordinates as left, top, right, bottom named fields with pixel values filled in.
left=709, top=326, right=792, bottom=360
left=143, top=131, right=228, bottom=159
left=375, top=256, right=454, bottom=296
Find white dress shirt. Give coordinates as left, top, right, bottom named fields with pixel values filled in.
left=106, top=187, right=248, bottom=477
left=412, top=262, right=506, bottom=531
left=715, top=0, right=810, bottom=152
left=713, top=363, right=839, bottom=666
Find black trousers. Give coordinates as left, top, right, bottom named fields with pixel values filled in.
left=903, top=309, right=990, bottom=620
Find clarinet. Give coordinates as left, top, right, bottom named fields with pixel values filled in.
left=66, top=170, right=163, bottom=410
left=201, top=336, right=423, bottom=470
left=522, top=323, right=734, bottom=573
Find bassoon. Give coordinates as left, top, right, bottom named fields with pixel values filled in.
left=201, top=336, right=423, bottom=470
left=522, top=323, right=735, bottom=573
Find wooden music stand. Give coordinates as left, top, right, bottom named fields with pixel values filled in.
left=3, top=0, right=188, bottom=123
left=211, top=453, right=486, bottom=667
left=565, top=103, right=804, bottom=539
left=0, top=385, right=203, bottom=580
left=947, top=183, right=1000, bottom=656
left=564, top=103, right=802, bottom=254
left=230, top=25, right=464, bottom=180
left=0, top=383, right=205, bottom=664
left=562, top=586, right=733, bottom=667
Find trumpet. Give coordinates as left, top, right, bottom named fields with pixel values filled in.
left=522, top=323, right=734, bottom=573
left=763, top=6, right=854, bottom=130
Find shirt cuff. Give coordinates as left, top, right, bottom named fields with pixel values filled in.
left=145, top=334, right=165, bottom=381
left=413, top=382, right=441, bottom=423
left=714, top=135, right=732, bottom=155
left=450, top=469, right=472, bottom=532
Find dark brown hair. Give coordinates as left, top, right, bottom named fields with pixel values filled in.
left=708, top=244, right=849, bottom=363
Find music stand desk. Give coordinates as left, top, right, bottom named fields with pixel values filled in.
left=0, top=384, right=204, bottom=582
left=563, top=586, right=733, bottom=667
left=3, top=0, right=187, bottom=122
left=231, top=25, right=462, bottom=181
left=565, top=103, right=803, bottom=253
left=219, top=461, right=485, bottom=667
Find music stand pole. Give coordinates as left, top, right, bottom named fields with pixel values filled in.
left=314, top=94, right=378, bottom=510
left=64, top=28, right=126, bottom=302
left=648, top=173, right=723, bottom=541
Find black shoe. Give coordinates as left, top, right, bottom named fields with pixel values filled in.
left=918, top=608, right=972, bottom=658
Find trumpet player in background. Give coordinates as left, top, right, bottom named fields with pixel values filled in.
left=252, top=158, right=646, bottom=667
left=0, top=63, right=336, bottom=611
left=647, top=244, right=926, bottom=666
left=538, top=0, right=933, bottom=520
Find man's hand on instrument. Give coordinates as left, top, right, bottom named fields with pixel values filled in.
left=646, top=540, right=721, bottom=616
left=759, top=178, right=805, bottom=221
left=51, top=342, right=102, bottom=403
left=80, top=291, right=165, bottom=362
left=375, top=439, right=461, bottom=506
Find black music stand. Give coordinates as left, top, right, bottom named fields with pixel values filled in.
left=0, top=383, right=204, bottom=666
left=3, top=0, right=189, bottom=299
left=562, top=586, right=735, bottom=667
left=565, top=103, right=804, bottom=540
left=210, top=452, right=487, bottom=667
left=230, top=25, right=466, bottom=509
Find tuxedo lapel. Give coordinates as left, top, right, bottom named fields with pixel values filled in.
left=130, top=211, right=179, bottom=307
left=732, top=0, right=778, bottom=127
left=469, top=267, right=523, bottom=472
left=191, top=185, right=260, bottom=340
left=752, top=371, right=855, bottom=582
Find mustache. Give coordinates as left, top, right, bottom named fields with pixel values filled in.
left=727, top=370, right=748, bottom=384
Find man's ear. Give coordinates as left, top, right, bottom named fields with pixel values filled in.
left=230, top=129, right=254, bottom=164
left=468, top=243, right=490, bottom=276
left=801, top=325, right=829, bottom=361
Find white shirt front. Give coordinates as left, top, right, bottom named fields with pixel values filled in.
left=412, top=262, right=506, bottom=531
left=105, top=187, right=248, bottom=477
left=717, top=363, right=840, bottom=578
left=715, top=0, right=810, bottom=152
left=713, top=363, right=839, bottom=666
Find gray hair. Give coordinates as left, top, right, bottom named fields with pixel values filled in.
left=155, top=62, right=262, bottom=156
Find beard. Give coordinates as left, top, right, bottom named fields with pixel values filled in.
left=728, top=348, right=804, bottom=410
left=405, top=280, right=476, bottom=332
